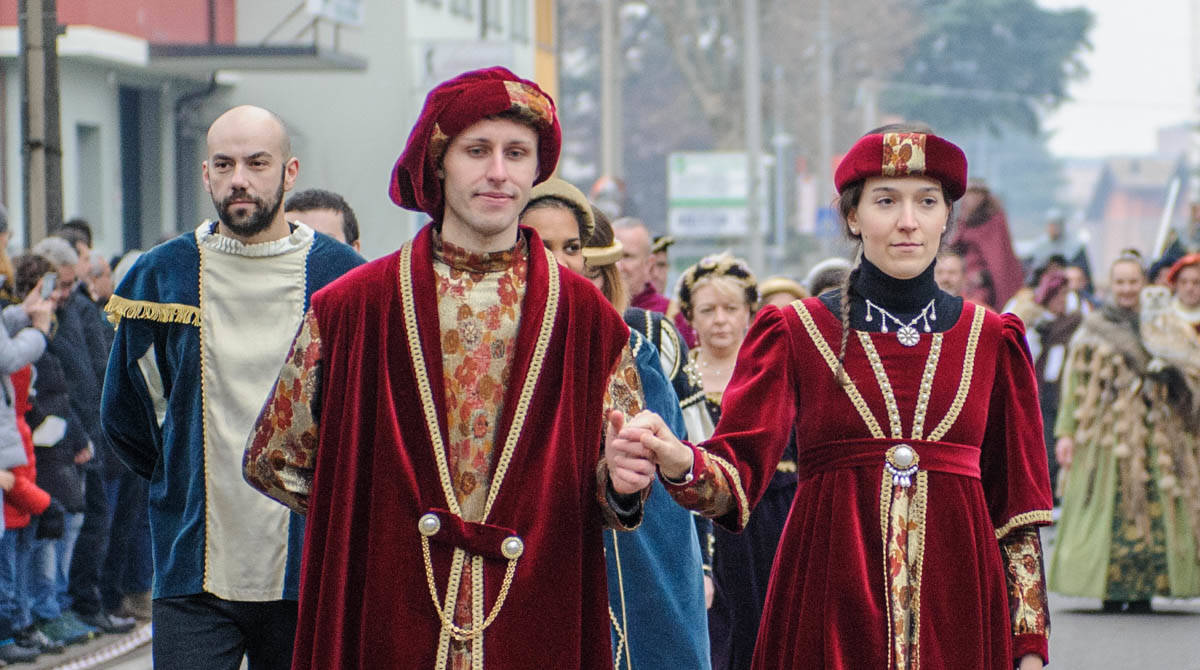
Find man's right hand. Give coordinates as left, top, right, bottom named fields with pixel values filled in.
left=605, top=410, right=656, bottom=495
left=0, top=469, right=15, bottom=492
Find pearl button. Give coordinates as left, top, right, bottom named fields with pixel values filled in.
left=418, top=513, right=441, bottom=537
left=893, top=445, right=915, bottom=468
left=501, top=536, right=524, bottom=560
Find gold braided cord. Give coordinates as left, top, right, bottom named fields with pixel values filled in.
left=910, top=335, right=943, bottom=441
left=196, top=244, right=216, bottom=594
left=435, top=547, right=465, bottom=668
left=104, top=295, right=201, bottom=326
left=909, top=471, right=930, bottom=670
left=793, top=302, right=885, bottom=439
left=420, top=537, right=519, bottom=642
left=993, top=509, right=1054, bottom=540
left=707, top=451, right=753, bottom=529
left=927, top=305, right=985, bottom=442
left=399, top=243, right=462, bottom=517
left=472, top=557, right=485, bottom=670
left=609, top=529, right=633, bottom=670
left=482, top=245, right=560, bottom=520
left=858, top=332, right=904, bottom=439
left=879, top=473, right=895, bottom=670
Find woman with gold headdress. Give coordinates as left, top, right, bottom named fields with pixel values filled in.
left=608, top=125, right=1052, bottom=669
left=1049, top=251, right=1200, bottom=613
left=521, top=179, right=711, bottom=669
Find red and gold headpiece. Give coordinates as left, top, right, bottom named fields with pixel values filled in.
left=389, top=66, right=561, bottom=220
left=834, top=131, right=968, bottom=201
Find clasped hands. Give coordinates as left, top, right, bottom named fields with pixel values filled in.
left=605, top=409, right=695, bottom=495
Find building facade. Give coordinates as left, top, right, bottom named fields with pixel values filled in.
left=1, top=0, right=556, bottom=259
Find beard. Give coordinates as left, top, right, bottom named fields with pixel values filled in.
left=213, top=173, right=285, bottom=238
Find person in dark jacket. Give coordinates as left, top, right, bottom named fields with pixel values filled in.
left=30, top=236, right=132, bottom=635
left=13, top=253, right=100, bottom=647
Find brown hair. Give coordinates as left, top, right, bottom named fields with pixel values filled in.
left=13, top=253, right=54, bottom=300
left=587, top=204, right=629, bottom=312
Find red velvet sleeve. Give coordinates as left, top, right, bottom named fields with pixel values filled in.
left=980, top=313, right=1054, bottom=536
left=980, top=313, right=1052, bottom=664
left=663, top=305, right=797, bottom=532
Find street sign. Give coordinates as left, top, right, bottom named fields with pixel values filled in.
left=668, top=151, right=766, bottom=238
left=306, top=0, right=365, bottom=26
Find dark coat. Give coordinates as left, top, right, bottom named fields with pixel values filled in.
left=27, top=348, right=88, bottom=513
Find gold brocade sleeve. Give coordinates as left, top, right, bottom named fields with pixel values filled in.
left=999, top=525, right=1050, bottom=645
left=597, top=343, right=651, bottom=530
left=661, top=446, right=736, bottom=520
left=243, top=309, right=323, bottom=515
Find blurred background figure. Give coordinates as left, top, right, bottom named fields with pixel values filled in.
left=649, top=234, right=674, bottom=296
left=934, top=249, right=965, bottom=297
left=1050, top=252, right=1200, bottom=613
left=284, top=189, right=362, bottom=253
left=803, top=257, right=852, bottom=299
left=1165, top=253, right=1200, bottom=333
left=758, top=276, right=807, bottom=309
left=947, top=182, right=1025, bottom=310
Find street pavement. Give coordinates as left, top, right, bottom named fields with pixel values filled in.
left=74, top=527, right=1200, bottom=669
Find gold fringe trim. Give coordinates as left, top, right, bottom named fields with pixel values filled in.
left=105, top=295, right=201, bottom=326
left=993, top=509, right=1053, bottom=540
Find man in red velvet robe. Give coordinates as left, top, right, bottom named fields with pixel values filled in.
left=243, top=68, right=656, bottom=670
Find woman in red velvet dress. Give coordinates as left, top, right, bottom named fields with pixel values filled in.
left=609, top=126, right=1053, bottom=670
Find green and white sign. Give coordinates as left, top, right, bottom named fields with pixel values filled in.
left=668, top=152, right=766, bottom=238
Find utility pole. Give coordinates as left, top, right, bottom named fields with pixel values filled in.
left=771, top=65, right=792, bottom=274
left=743, top=0, right=764, bottom=273
left=600, top=0, right=623, bottom=180
left=816, top=0, right=832, bottom=205
left=19, top=0, right=63, bottom=245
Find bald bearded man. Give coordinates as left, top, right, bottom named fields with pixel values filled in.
left=100, top=105, right=364, bottom=669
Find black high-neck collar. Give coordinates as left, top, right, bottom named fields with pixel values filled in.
left=854, top=257, right=938, bottom=311
left=819, top=257, right=963, bottom=334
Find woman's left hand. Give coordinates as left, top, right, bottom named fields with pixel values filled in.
left=1016, top=653, right=1044, bottom=669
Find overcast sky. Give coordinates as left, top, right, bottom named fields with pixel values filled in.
left=1039, top=0, right=1194, bottom=158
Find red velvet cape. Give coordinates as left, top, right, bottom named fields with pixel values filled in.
left=696, top=299, right=1051, bottom=669
left=291, top=224, right=630, bottom=669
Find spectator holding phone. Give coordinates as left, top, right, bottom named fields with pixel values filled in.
left=0, top=258, right=61, bottom=663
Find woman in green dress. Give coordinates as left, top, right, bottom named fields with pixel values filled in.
left=1049, top=251, right=1200, bottom=612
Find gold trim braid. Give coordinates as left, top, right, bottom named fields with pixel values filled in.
left=793, top=301, right=885, bottom=439
left=105, top=295, right=201, bottom=326
left=993, top=509, right=1053, bottom=540
left=927, top=306, right=984, bottom=442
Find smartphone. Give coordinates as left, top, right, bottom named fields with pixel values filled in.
left=41, top=273, right=56, bottom=299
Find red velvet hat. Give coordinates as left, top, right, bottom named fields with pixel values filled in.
left=1166, top=252, right=1200, bottom=285
left=834, top=131, right=968, bottom=200
left=388, top=66, right=561, bottom=220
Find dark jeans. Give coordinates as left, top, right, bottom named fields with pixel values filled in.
left=68, top=468, right=113, bottom=616
left=100, top=468, right=152, bottom=611
left=152, top=593, right=297, bottom=670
